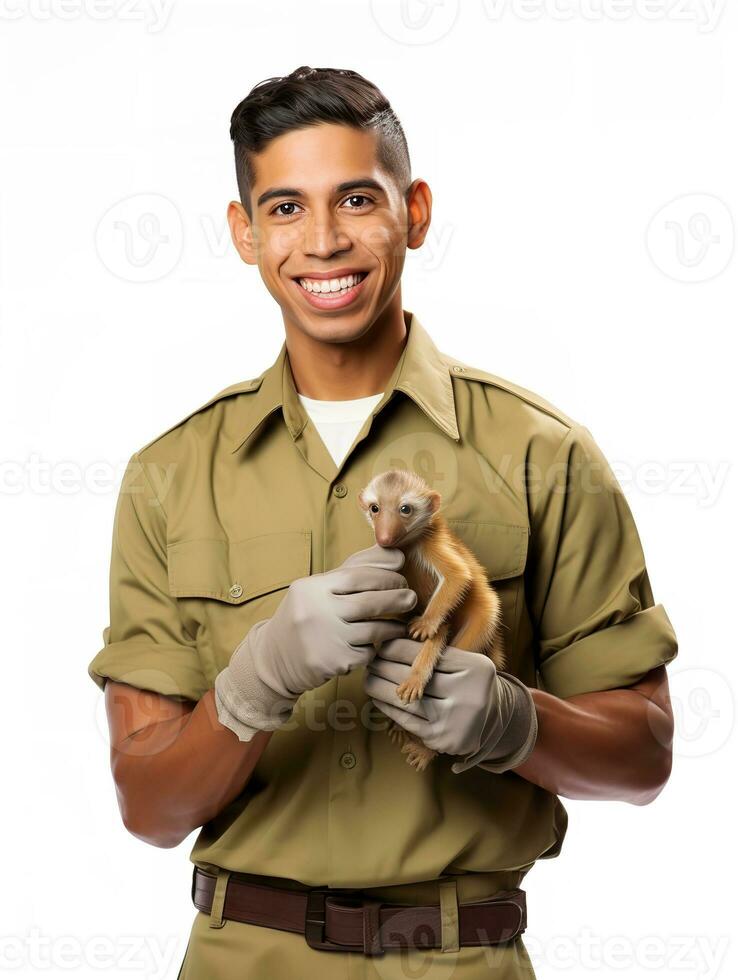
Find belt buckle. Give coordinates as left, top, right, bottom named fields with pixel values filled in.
left=305, top=888, right=384, bottom=956
left=305, top=888, right=349, bottom=952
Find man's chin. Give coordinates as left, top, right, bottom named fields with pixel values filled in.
left=280, top=300, right=373, bottom=340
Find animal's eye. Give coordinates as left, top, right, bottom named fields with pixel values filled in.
left=370, top=503, right=379, bottom=514
left=399, top=504, right=412, bottom=515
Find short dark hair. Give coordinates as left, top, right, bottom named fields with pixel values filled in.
left=230, top=66, right=412, bottom=218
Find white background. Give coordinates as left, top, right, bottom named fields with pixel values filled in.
left=1, top=0, right=735, bottom=977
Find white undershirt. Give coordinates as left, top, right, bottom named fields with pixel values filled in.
left=297, top=391, right=385, bottom=468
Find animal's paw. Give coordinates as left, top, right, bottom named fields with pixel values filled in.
left=387, top=722, right=408, bottom=746
left=396, top=673, right=426, bottom=703
left=407, top=615, right=437, bottom=641
left=401, top=740, right=436, bottom=772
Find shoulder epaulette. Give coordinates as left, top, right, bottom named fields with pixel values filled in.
left=444, top=357, right=575, bottom=429
left=137, top=375, right=265, bottom=454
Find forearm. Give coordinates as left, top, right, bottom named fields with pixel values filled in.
left=112, top=688, right=272, bottom=848
left=512, top=685, right=674, bottom=805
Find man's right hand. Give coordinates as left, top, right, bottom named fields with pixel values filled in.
left=213, top=543, right=418, bottom=741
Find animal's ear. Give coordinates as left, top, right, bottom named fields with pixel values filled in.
left=427, top=491, right=441, bottom=514
left=357, top=489, right=368, bottom=512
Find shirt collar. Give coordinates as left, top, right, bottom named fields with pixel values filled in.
left=229, top=309, right=460, bottom=455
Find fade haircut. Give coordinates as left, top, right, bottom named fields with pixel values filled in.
left=229, top=66, right=412, bottom=218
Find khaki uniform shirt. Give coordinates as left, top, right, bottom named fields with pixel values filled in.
left=88, top=309, right=678, bottom=889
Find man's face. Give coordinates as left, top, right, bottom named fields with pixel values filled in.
left=235, top=122, right=417, bottom=342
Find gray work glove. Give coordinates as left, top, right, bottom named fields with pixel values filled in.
left=363, top=637, right=538, bottom=773
left=214, top=544, right=417, bottom=741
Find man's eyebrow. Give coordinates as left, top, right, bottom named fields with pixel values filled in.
left=256, top=177, right=387, bottom=209
left=334, top=177, right=386, bottom=195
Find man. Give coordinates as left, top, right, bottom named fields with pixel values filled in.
left=88, top=66, right=679, bottom=979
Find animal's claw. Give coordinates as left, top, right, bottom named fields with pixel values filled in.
left=397, top=675, right=426, bottom=703
left=401, top=740, right=436, bottom=771
left=387, top=722, right=407, bottom=746
left=407, top=615, right=436, bottom=641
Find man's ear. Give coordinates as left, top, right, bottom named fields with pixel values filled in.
left=227, top=199, right=258, bottom=266
left=406, top=178, right=432, bottom=251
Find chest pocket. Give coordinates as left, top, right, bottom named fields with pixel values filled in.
left=445, top=519, right=529, bottom=664
left=167, top=530, right=312, bottom=679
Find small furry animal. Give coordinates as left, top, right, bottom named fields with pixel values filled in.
left=358, top=468, right=506, bottom=771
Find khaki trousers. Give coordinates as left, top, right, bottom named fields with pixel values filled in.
left=177, top=865, right=538, bottom=979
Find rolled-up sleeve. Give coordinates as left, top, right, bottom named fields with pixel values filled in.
left=87, top=452, right=208, bottom=702
left=528, top=424, right=678, bottom=700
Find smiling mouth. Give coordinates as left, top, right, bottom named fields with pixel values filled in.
left=294, top=271, right=369, bottom=297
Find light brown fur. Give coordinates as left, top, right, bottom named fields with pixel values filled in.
left=358, top=469, right=505, bottom=771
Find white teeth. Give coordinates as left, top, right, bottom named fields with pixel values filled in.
left=298, top=272, right=365, bottom=294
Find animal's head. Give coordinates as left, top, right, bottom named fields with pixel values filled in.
left=357, top=469, right=441, bottom=548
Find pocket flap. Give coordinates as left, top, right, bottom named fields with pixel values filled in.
left=446, top=520, right=528, bottom=581
left=167, top=531, right=312, bottom=604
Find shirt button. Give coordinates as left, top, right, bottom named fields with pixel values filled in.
left=229, top=583, right=243, bottom=599
left=452, top=365, right=464, bottom=373
left=333, top=483, right=348, bottom=498
left=340, top=752, right=356, bottom=769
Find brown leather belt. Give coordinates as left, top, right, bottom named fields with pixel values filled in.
left=192, top=866, right=527, bottom=956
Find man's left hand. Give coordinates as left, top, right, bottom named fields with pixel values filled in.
left=364, top=637, right=538, bottom=773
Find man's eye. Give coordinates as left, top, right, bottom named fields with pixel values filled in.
left=272, top=202, right=301, bottom=217
left=342, top=194, right=373, bottom=210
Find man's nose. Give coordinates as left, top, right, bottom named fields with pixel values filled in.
left=302, top=212, right=349, bottom=257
